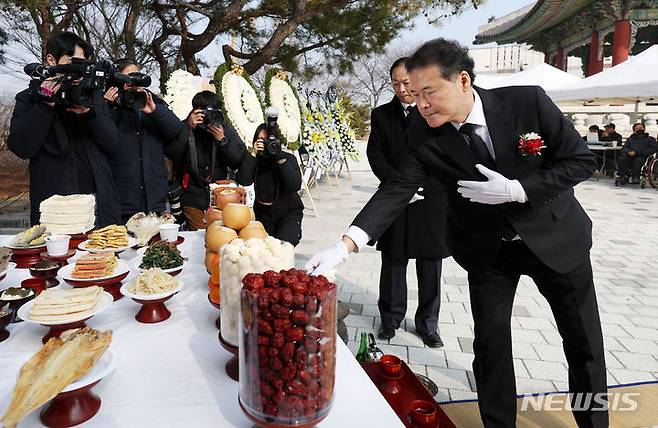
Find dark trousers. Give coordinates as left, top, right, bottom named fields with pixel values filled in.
left=616, top=154, right=646, bottom=179
left=469, top=241, right=607, bottom=428
left=255, top=206, right=303, bottom=247
left=378, top=253, right=442, bottom=334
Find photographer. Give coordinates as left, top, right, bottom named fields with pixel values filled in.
left=172, top=90, right=253, bottom=230
left=104, top=59, right=186, bottom=222
left=237, top=121, right=304, bottom=246
left=7, top=31, right=120, bottom=226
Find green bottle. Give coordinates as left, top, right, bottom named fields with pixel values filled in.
left=355, top=332, right=371, bottom=363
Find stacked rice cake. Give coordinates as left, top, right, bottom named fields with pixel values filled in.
left=40, top=194, right=95, bottom=235
left=87, top=225, right=128, bottom=249
left=72, top=254, right=116, bottom=279
left=28, top=287, right=103, bottom=323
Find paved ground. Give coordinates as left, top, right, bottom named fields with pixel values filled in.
left=296, top=141, right=658, bottom=403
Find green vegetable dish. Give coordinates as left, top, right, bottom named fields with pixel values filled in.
left=139, top=241, right=186, bottom=270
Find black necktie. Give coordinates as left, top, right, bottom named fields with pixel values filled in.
left=459, top=123, right=495, bottom=170
left=404, top=105, right=415, bottom=126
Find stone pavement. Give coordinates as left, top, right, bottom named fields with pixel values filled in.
left=295, top=141, right=658, bottom=403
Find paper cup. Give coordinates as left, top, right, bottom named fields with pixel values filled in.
left=159, top=224, right=180, bottom=242
left=46, top=235, right=71, bottom=256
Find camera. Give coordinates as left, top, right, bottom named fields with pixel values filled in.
left=198, top=107, right=224, bottom=130
left=263, top=106, right=281, bottom=157
left=24, top=58, right=114, bottom=107
left=110, top=72, right=152, bottom=110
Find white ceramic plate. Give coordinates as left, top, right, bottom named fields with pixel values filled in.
left=120, top=278, right=183, bottom=301
left=78, top=237, right=139, bottom=253
left=63, top=348, right=116, bottom=392
left=58, top=259, right=131, bottom=283
left=0, top=262, right=17, bottom=279
left=4, top=242, right=47, bottom=251
left=17, top=291, right=113, bottom=325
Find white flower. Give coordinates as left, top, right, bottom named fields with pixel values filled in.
left=222, top=72, right=263, bottom=148
left=163, top=70, right=199, bottom=120
left=268, top=77, right=301, bottom=144
left=521, top=132, right=542, bottom=140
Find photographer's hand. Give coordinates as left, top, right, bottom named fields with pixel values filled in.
left=208, top=123, right=225, bottom=143
left=66, top=105, right=91, bottom=114
left=141, top=90, right=156, bottom=114
left=187, top=109, right=204, bottom=130
left=254, top=139, right=265, bottom=153
left=104, top=87, right=119, bottom=103
left=39, top=77, right=62, bottom=107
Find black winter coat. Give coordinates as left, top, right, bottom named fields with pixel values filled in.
left=237, top=151, right=304, bottom=214
left=622, top=133, right=657, bottom=157
left=366, top=96, right=450, bottom=260
left=8, top=83, right=121, bottom=226
left=108, top=99, right=186, bottom=216
left=171, top=125, right=253, bottom=211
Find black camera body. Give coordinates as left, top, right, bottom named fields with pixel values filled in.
left=25, top=58, right=114, bottom=107
left=111, top=72, right=152, bottom=110
left=198, top=107, right=224, bottom=130
left=263, top=106, right=281, bottom=157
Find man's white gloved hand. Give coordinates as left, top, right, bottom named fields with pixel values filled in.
left=457, top=164, right=528, bottom=205
left=409, top=187, right=425, bottom=204
left=305, top=240, right=349, bottom=276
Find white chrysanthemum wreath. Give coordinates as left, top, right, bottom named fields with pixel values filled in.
left=215, top=63, right=263, bottom=149
left=163, top=69, right=198, bottom=120
left=265, top=69, right=302, bottom=148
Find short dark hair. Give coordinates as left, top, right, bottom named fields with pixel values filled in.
left=604, top=123, right=615, bottom=129
left=46, top=31, right=93, bottom=61
left=389, top=57, right=408, bottom=79
left=192, top=90, right=221, bottom=110
left=406, top=38, right=475, bottom=83
left=633, top=122, right=645, bottom=131
left=114, top=58, right=140, bottom=73
left=589, top=125, right=600, bottom=131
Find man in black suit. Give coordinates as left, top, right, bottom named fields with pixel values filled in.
left=307, top=38, right=607, bottom=428
left=367, top=57, right=449, bottom=347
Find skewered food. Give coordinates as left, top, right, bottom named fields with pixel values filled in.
left=87, top=225, right=128, bottom=249
left=72, top=253, right=117, bottom=279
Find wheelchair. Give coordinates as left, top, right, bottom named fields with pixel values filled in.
left=640, top=152, right=658, bottom=189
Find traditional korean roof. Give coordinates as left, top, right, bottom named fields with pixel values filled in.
left=475, top=0, right=595, bottom=45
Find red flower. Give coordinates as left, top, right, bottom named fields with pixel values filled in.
left=518, top=133, right=545, bottom=156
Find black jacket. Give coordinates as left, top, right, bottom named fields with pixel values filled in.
left=237, top=151, right=304, bottom=214
left=8, top=83, right=121, bottom=226
left=622, top=133, right=657, bottom=157
left=353, top=86, right=597, bottom=274
left=172, top=125, right=252, bottom=211
left=600, top=131, right=622, bottom=145
left=366, top=96, right=449, bottom=260
left=108, top=98, right=186, bottom=216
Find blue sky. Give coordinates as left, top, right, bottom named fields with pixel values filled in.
left=397, top=0, right=535, bottom=48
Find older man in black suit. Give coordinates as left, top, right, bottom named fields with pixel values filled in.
left=366, top=57, right=449, bottom=346
left=308, top=39, right=607, bottom=428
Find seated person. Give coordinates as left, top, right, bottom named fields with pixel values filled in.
left=616, top=123, right=658, bottom=185
left=171, top=91, right=253, bottom=230
left=601, top=123, right=623, bottom=146
left=237, top=124, right=304, bottom=246
left=583, top=124, right=604, bottom=142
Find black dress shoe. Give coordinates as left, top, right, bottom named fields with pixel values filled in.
left=418, top=331, right=444, bottom=348
left=377, top=325, right=396, bottom=340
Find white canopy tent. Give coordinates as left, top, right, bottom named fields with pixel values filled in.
left=547, top=45, right=658, bottom=108
left=475, top=63, right=581, bottom=91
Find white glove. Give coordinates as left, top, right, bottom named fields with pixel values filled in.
left=457, top=164, right=528, bottom=204
left=305, top=240, right=349, bottom=276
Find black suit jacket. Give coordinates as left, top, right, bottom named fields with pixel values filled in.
left=366, top=96, right=449, bottom=260
left=353, top=86, right=597, bottom=274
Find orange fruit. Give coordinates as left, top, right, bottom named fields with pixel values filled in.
left=209, top=285, right=220, bottom=304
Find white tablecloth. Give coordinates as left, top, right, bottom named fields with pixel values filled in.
left=0, top=232, right=403, bottom=427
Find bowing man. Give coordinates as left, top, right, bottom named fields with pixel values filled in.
left=307, top=38, right=606, bottom=428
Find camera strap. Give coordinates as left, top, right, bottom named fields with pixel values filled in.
left=188, top=131, right=217, bottom=184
